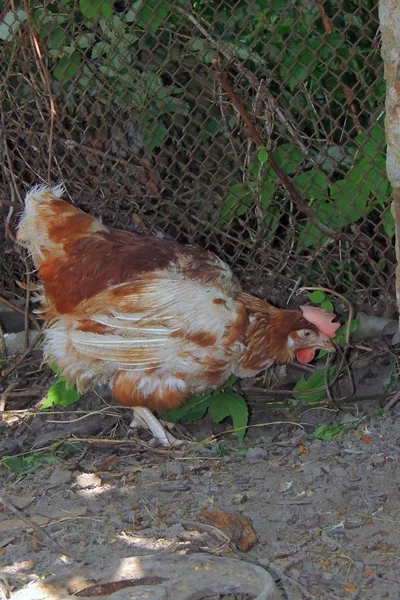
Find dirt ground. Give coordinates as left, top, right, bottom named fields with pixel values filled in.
left=1, top=388, right=400, bottom=600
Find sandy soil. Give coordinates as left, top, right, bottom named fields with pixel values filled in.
left=1, top=399, right=400, bottom=600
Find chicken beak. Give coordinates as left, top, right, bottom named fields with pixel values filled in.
left=318, top=336, right=336, bottom=353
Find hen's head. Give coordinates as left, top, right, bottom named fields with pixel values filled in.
left=287, top=305, right=340, bottom=364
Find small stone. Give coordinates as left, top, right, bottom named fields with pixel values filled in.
left=162, top=523, right=185, bottom=537
left=275, top=480, right=293, bottom=493
left=48, top=469, right=72, bottom=488
left=165, top=461, right=184, bottom=476
left=158, top=483, right=191, bottom=492
left=310, top=440, right=323, bottom=451
left=140, top=467, right=161, bottom=480
left=246, top=448, right=268, bottom=462
left=330, top=466, right=349, bottom=478
left=75, top=473, right=102, bottom=488
left=300, top=462, right=323, bottom=478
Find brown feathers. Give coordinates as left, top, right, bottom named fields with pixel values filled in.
left=17, top=185, right=338, bottom=411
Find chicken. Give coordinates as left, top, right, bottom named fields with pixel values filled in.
left=17, top=184, right=339, bottom=445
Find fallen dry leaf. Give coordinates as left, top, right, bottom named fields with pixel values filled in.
left=364, top=570, right=373, bottom=577
left=98, top=455, right=118, bottom=471
left=198, top=509, right=257, bottom=552
left=320, top=558, right=330, bottom=569
left=344, top=583, right=357, bottom=593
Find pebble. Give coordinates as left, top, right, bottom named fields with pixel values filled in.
left=246, top=447, right=268, bottom=462
left=140, top=467, right=162, bottom=480
left=158, top=483, right=191, bottom=493
left=48, top=469, right=72, bottom=488
left=329, top=466, right=349, bottom=479
left=164, top=461, right=184, bottom=476
left=75, top=473, right=102, bottom=488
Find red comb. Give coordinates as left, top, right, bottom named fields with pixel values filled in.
left=300, top=305, right=340, bottom=338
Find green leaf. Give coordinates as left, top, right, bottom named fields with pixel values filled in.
left=313, top=423, right=345, bottom=441
left=218, top=183, right=252, bottom=224
left=294, top=171, right=328, bottom=199
left=53, top=52, right=80, bottom=84
left=297, top=222, right=331, bottom=249
left=56, top=441, right=85, bottom=458
left=320, top=300, right=334, bottom=311
left=162, top=385, right=248, bottom=441
left=369, top=123, right=385, bottom=145
left=207, top=392, right=249, bottom=441
left=293, top=367, right=336, bottom=404
left=80, top=0, right=112, bottom=19
left=222, top=375, right=237, bottom=389
left=382, top=209, right=395, bottom=238
left=41, top=377, right=80, bottom=409
left=48, top=26, right=65, bottom=49
left=162, top=393, right=211, bottom=423
left=144, top=122, right=167, bottom=150
left=289, top=64, right=308, bottom=87
left=308, top=290, right=326, bottom=304
left=272, top=144, right=303, bottom=175
left=335, top=319, right=358, bottom=344
left=257, top=145, right=269, bottom=164
left=0, top=10, right=27, bottom=42
left=3, top=453, right=59, bottom=474
left=137, top=0, right=169, bottom=33
left=125, top=10, right=136, bottom=23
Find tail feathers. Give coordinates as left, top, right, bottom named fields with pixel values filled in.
left=17, top=183, right=107, bottom=266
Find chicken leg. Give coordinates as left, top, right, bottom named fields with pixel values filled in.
left=130, top=406, right=184, bottom=447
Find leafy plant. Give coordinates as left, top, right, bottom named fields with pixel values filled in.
left=313, top=409, right=386, bottom=441
left=306, top=290, right=358, bottom=346
left=2, top=442, right=83, bottom=474
left=41, top=364, right=80, bottom=409
left=218, top=124, right=392, bottom=251
left=2, top=452, right=59, bottom=474
left=313, top=423, right=346, bottom=440
left=293, top=366, right=336, bottom=404
left=292, top=290, right=360, bottom=404
left=3, top=0, right=190, bottom=152
left=41, top=377, right=80, bottom=409
left=162, top=376, right=249, bottom=441
left=0, top=9, right=26, bottom=41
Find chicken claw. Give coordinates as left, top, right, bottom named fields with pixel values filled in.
left=130, top=406, right=184, bottom=447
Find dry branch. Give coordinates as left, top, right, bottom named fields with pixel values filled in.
left=212, top=60, right=337, bottom=240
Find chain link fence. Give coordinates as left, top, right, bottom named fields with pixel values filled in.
left=0, top=0, right=394, bottom=315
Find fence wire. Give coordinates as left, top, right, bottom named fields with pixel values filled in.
left=0, top=0, right=395, bottom=315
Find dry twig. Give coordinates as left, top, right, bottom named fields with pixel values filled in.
left=0, top=331, right=42, bottom=385
left=212, top=59, right=337, bottom=240
left=0, top=493, right=72, bottom=559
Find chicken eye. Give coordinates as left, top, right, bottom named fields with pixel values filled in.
left=300, top=329, right=313, bottom=338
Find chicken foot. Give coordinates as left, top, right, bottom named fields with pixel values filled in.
left=130, top=406, right=183, bottom=447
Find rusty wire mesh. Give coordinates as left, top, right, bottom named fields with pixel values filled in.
left=0, top=0, right=395, bottom=314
